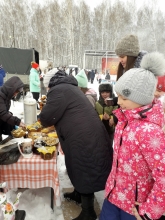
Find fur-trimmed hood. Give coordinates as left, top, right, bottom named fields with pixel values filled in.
left=134, top=50, right=148, bottom=68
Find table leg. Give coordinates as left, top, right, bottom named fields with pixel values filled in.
left=15, top=210, right=26, bottom=220
left=51, top=188, right=54, bottom=210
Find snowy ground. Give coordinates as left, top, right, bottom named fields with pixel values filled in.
left=1, top=77, right=112, bottom=220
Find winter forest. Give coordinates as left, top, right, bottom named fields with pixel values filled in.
left=0, top=0, right=165, bottom=70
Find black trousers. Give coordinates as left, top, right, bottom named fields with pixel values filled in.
left=32, top=92, right=40, bottom=109
left=0, top=120, right=15, bottom=136
left=32, top=92, right=39, bottom=102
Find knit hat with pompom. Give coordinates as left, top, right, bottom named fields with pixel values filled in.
left=115, top=52, right=165, bottom=105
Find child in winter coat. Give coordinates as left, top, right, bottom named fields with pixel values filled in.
left=95, top=83, right=118, bottom=146
left=99, top=52, right=165, bottom=220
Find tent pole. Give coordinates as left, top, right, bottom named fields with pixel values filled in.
left=83, top=52, right=86, bottom=69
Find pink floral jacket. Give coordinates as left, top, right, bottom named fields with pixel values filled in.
left=105, top=102, right=165, bottom=219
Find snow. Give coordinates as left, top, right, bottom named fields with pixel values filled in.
left=1, top=78, right=110, bottom=219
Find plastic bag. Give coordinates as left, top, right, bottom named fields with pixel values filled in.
left=0, top=143, right=20, bottom=165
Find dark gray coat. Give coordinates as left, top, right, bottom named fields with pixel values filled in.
left=40, top=75, right=113, bottom=194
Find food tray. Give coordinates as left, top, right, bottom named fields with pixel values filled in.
left=26, top=121, right=43, bottom=132
left=41, top=137, right=59, bottom=146
left=11, top=128, right=26, bottom=138
left=28, top=132, right=42, bottom=140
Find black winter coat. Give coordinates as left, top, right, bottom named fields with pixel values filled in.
left=0, top=76, right=24, bottom=135
left=40, top=75, right=113, bottom=194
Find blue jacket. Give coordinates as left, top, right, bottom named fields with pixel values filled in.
left=0, top=66, right=6, bottom=86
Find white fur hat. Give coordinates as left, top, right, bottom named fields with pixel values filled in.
left=43, top=68, right=58, bottom=88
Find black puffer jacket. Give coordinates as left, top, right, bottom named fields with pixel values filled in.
left=40, top=72, right=113, bottom=194
left=0, top=76, right=24, bottom=132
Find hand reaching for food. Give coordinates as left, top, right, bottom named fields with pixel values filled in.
left=19, top=121, right=26, bottom=128
left=102, top=113, right=110, bottom=120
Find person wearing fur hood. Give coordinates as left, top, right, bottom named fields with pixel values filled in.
left=100, top=52, right=165, bottom=220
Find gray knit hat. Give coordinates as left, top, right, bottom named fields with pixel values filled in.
left=115, top=52, right=165, bottom=105
left=115, top=35, right=140, bottom=57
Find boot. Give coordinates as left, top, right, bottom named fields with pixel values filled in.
left=72, top=194, right=97, bottom=220
left=64, top=189, right=81, bottom=204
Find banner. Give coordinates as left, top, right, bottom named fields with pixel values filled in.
left=102, top=57, right=119, bottom=75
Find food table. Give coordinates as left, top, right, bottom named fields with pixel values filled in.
left=0, top=153, right=61, bottom=208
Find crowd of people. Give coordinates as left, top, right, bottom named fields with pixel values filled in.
left=0, top=34, right=165, bottom=220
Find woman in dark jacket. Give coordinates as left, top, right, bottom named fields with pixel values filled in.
left=40, top=70, right=113, bottom=220
left=0, top=76, right=25, bottom=140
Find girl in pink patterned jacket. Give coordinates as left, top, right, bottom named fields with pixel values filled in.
left=100, top=52, right=165, bottom=220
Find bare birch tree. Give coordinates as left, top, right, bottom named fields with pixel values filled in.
left=0, top=0, right=165, bottom=68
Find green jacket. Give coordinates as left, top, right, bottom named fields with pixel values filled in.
left=95, top=101, right=118, bottom=134
left=29, top=68, right=40, bottom=93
